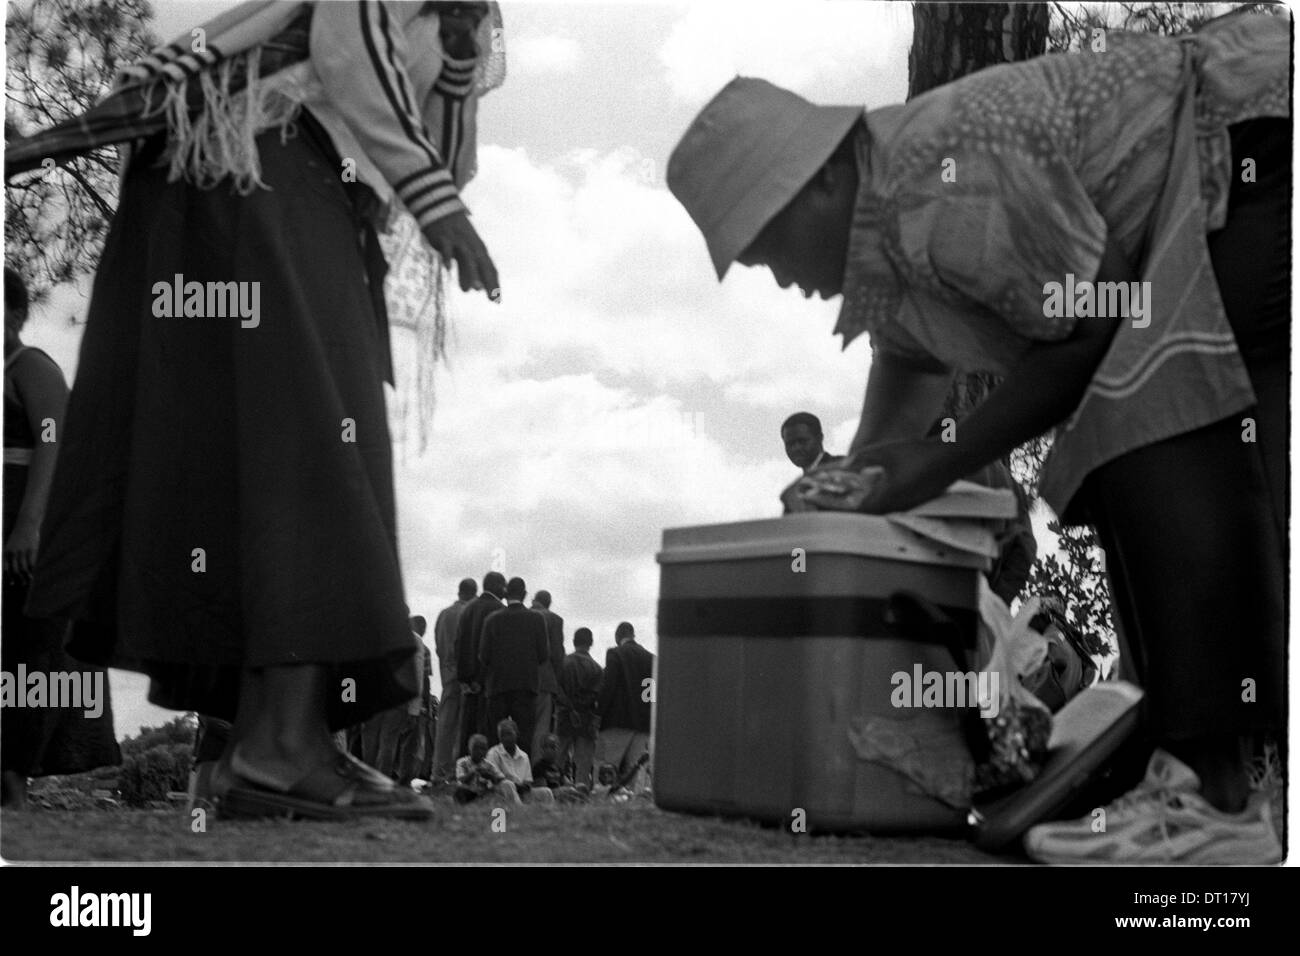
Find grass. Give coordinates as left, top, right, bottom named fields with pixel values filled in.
left=2, top=793, right=1011, bottom=864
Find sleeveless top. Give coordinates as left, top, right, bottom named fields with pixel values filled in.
left=4, top=345, right=51, bottom=457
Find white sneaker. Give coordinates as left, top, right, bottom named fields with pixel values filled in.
left=1024, top=749, right=1284, bottom=865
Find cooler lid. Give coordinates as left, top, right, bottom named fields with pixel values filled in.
left=658, top=512, right=991, bottom=570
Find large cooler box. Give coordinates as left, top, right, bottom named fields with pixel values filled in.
left=654, top=512, right=991, bottom=833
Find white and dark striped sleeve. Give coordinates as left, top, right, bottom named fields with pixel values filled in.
left=311, top=0, right=467, bottom=228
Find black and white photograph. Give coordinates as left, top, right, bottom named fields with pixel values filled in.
left=0, top=0, right=1293, bottom=901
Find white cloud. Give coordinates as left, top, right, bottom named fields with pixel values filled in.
left=508, top=33, right=582, bottom=75
left=659, top=0, right=912, bottom=103
left=389, top=141, right=873, bottom=677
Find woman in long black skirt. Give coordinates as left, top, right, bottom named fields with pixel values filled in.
left=22, top=1, right=502, bottom=819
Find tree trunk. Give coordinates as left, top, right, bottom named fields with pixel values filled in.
left=907, top=3, right=1048, bottom=420
left=908, top=2, right=1050, bottom=99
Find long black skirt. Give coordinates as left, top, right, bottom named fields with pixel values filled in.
left=26, top=114, right=420, bottom=729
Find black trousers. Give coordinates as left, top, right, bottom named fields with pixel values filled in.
left=487, top=690, right=538, bottom=752
left=1080, top=119, right=1289, bottom=745
left=459, top=690, right=482, bottom=753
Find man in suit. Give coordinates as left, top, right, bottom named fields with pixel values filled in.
left=782, top=411, right=842, bottom=474
left=779, top=411, right=844, bottom=513
left=529, top=589, right=566, bottom=759
left=456, top=570, right=506, bottom=756
left=432, top=577, right=476, bottom=781
left=479, top=577, right=550, bottom=750
left=596, top=621, right=655, bottom=793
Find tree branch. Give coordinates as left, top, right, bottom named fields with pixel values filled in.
left=63, top=163, right=114, bottom=218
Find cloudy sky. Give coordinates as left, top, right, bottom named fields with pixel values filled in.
left=18, top=0, right=1008, bottom=737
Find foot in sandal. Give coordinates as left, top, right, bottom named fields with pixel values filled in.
left=217, top=746, right=434, bottom=821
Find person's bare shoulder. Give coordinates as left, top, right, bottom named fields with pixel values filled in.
left=9, top=347, right=66, bottom=392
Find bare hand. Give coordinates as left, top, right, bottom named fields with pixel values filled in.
left=3, top=521, right=39, bottom=583
left=422, top=211, right=500, bottom=300
left=846, top=439, right=955, bottom=514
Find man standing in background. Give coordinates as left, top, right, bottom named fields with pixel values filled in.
left=596, top=622, right=654, bottom=794
left=432, top=577, right=477, bottom=781
left=479, top=577, right=549, bottom=748
left=457, top=571, right=506, bottom=756
left=556, top=626, right=603, bottom=788
left=530, top=589, right=566, bottom=759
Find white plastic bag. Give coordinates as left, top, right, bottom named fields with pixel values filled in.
left=977, top=578, right=1051, bottom=718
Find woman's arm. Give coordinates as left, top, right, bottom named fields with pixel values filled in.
left=852, top=237, right=1134, bottom=513
left=4, top=352, right=68, bottom=579
left=849, top=349, right=954, bottom=452
left=311, top=2, right=498, bottom=296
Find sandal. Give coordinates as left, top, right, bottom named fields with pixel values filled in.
left=218, top=753, right=434, bottom=821
left=339, top=751, right=399, bottom=789
left=194, top=747, right=394, bottom=811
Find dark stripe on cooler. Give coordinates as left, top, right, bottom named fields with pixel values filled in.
left=657, top=596, right=977, bottom=646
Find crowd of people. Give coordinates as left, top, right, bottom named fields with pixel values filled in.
left=349, top=573, right=654, bottom=806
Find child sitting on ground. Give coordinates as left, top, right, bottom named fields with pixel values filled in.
left=454, top=734, right=507, bottom=804
left=532, top=734, right=583, bottom=803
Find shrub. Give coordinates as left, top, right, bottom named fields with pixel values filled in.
left=119, top=713, right=198, bottom=757
left=117, top=742, right=193, bottom=807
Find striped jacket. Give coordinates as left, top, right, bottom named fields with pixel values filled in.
left=5, top=1, right=505, bottom=231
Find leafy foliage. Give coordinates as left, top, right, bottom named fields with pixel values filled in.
left=115, top=714, right=196, bottom=805
left=4, top=0, right=157, bottom=304
left=117, top=743, right=193, bottom=806
left=1047, top=1, right=1246, bottom=53
left=119, top=712, right=197, bottom=757
left=1024, top=520, right=1115, bottom=652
